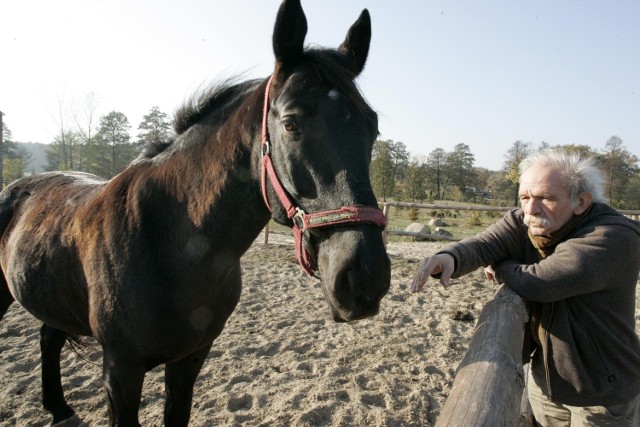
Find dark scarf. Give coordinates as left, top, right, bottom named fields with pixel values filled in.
left=527, top=205, right=592, bottom=259
left=526, top=205, right=592, bottom=350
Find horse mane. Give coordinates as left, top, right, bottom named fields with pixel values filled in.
left=139, top=77, right=262, bottom=160
left=174, top=77, right=262, bottom=135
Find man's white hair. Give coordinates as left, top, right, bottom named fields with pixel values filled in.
left=519, top=149, right=608, bottom=205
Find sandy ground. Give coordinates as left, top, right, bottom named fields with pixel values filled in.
left=1, top=233, right=639, bottom=426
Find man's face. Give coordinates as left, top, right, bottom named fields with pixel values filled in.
left=519, top=162, right=577, bottom=236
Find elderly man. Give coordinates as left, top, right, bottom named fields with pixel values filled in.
left=412, top=149, right=640, bottom=426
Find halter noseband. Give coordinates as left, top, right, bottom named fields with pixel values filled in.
left=260, top=75, right=388, bottom=276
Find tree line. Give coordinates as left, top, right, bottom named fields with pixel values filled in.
left=2, top=104, right=172, bottom=182
left=2, top=105, right=639, bottom=210
left=370, top=137, right=640, bottom=210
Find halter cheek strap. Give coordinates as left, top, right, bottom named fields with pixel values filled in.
left=260, top=75, right=387, bottom=276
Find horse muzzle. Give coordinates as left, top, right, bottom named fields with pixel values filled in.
left=317, top=229, right=391, bottom=322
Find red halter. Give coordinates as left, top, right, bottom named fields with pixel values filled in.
left=260, top=76, right=387, bottom=276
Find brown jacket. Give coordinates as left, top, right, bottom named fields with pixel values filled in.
left=438, top=203, right=640, bottom=406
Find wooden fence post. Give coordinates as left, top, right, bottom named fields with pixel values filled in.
left=382, top=203, right=390, bottom=246
left=435, top=284, right=529, bottom=427
left=263, top=222, right=270, bottom=245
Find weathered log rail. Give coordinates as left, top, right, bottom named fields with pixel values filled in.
left=381, top=201, right=640, bottom=217
left=435, top=285, right=531, bottom=427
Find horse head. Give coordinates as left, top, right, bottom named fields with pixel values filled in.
left=259, top=0, right=390, bottom=322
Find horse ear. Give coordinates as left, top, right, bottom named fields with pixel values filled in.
left=272, top=0, right=308, bottom=70
left=338, top=9, right=371, bottom=77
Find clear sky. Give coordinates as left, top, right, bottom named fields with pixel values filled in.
left=2, top=0, right=639, bottom=171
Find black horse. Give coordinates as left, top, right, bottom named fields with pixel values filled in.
left=0, top=0, right=390, bottom=425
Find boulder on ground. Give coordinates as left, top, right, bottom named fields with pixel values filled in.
left=433, top=227, right=454, bottom=238
left=405, top=223, right=431, bottom=241
left=429, top=218, right=448, bottom=227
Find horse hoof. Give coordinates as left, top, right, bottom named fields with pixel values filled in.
left=52, top=414, right=88, bottom=427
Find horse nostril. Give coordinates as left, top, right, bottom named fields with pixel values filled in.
left=336, top=266, right=376, bottom=307
left=346, top=269, right=365, bottom=298
left=335, top=267, right=355, bottom=303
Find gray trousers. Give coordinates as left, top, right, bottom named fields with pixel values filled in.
left=527, top=368, right=639, bottom=426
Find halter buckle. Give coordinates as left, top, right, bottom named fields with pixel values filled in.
left=293, top=208, right=306, bottom=229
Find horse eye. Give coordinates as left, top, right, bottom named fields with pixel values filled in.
left=282, top=117, right=300, bottom=133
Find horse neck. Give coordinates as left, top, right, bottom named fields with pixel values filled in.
left=147, top=109, right=270, bottom=244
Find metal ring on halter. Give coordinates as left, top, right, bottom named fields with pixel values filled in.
left=262, top=140, right=270, bottom=156
left=293, top=207, right=306, bottom=230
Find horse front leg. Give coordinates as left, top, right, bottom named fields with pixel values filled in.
left=164, top=343, right=213, bottom=427
left=102, top=348, right=146, bottom=427
left=40, top=324, right=79, bottom=425
left=0, top=273, right=14, bottom=321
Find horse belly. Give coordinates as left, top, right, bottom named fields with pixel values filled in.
left=108, top=263, right=244, bottom=364
left=2, top=236, right=91, bottom=336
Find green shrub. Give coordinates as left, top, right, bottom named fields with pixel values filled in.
left=408, top=207, right=420, bottom=222
left=467, top=212, right=482, bottom=226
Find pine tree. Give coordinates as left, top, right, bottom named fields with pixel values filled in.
left=91, top=111, right=134, bottom=178
left=2, top=125, right=31, bottom=184
left=370, top=140, right=395, bottom=201
left=137, top=106, right=172, bottom=150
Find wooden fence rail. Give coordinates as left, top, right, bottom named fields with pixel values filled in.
left=435, top=285, right=531, bottom=427
left=382, top=202, right=515, bottom=213
left=381, top=201, right=640, bottom=217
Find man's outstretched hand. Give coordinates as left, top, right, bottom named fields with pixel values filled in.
left=411, top=253, right=455, bottom=292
